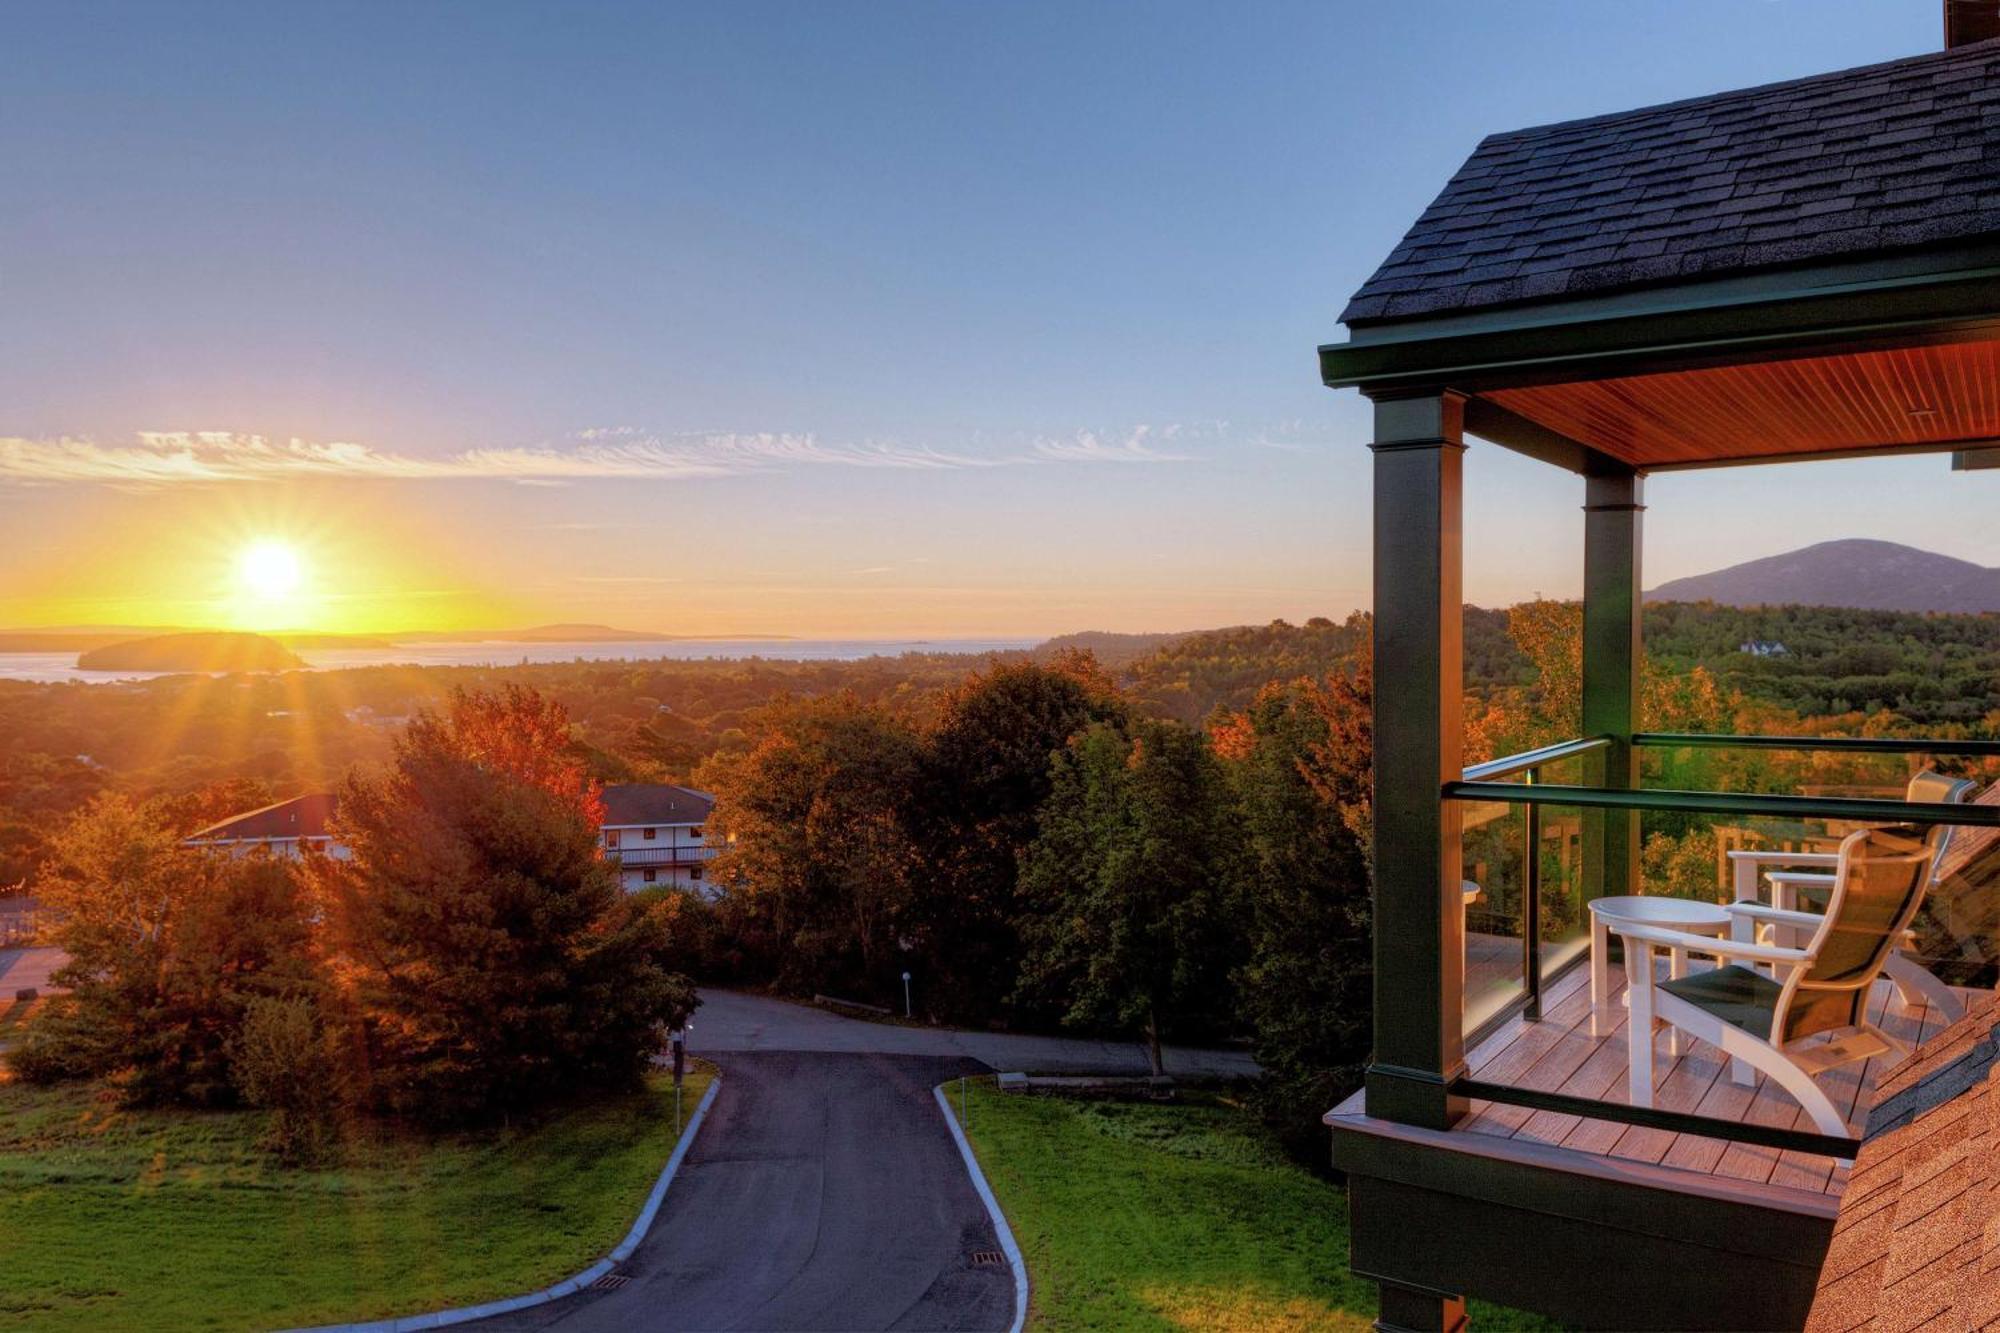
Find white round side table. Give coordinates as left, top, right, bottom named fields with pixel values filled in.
left=1586, top=895, right=1732, bottom=1050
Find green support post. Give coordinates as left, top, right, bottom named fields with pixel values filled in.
left=1581, top=467, right=1644, bottom=905
left=1364, top=391, right=1469, bottom=1131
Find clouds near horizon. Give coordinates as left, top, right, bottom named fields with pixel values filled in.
left=0, top=427, right=1193, bottom=488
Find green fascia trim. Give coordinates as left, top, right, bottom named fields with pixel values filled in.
left=1320, top=242, right=2000, bottom=399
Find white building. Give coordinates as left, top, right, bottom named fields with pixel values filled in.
left=599, top=784, right=717, bottom=893
left=187, top=784, right=718, bottom=893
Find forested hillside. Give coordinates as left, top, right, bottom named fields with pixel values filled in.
left=1114, top=609, right=1527, bottom=725
left=5, top=600, right=1998, bottom=889
left=1119, top=602, right=2000, bottom=728
left=1645, top=602, right=2000, bottom=722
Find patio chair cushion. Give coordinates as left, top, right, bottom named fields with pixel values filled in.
left=1661, top=964, right=1783, bottom=1037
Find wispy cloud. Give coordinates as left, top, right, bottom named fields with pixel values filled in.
left=1030, top=426, right=1190, bottom=465
left=0, top=427, right=1198, bottom=487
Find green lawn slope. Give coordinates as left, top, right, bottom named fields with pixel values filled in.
left=959, top=1082, right=1557, bottom=1332
left=0, top=1046, right=712, bottom=1332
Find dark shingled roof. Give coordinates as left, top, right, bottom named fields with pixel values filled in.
left=188, top=793, right=338, bottom=842
left=1343, top=38, right=2000, bottom=325
left=1807, top=994, right=2000, bottom=1330
left=600, top=783, right=712, bottom=828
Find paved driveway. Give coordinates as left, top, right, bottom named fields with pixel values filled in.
left=688, top=988, right=1260, bottom=1078
left=0, top=947, right=65, bottom=995
left=481, top=1053, right=1010, bottom=1332
left=470, top=992, right=1255, bottom=1332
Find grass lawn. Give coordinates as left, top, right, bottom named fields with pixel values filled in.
left=0, top=1006, right=713, bottom=1332
left=959, top=1082, right=1558, bottom=1333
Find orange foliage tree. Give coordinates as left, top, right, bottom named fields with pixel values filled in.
left=312, top=685, right=691, bottom=1125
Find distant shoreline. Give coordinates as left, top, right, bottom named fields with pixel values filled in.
left=0, top=636, right=1044, bottom=685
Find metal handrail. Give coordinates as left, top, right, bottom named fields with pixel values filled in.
left=1635, top=731, right=2000, bottom=756
left=1461, top=735, right=1613, bottom=783
left=1445, top=781, right=2000, bottom=825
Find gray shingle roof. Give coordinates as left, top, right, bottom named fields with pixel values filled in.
left=1343, top=39, right=2000, bottom=325
left=600, top=783, right=712, bottom=827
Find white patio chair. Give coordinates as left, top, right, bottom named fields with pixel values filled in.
left=1618, top=823, right=1943, bottom=1139
left=1727, top=770, right=1977, bottom=1023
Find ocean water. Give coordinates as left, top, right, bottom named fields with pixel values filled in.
left=0, top=637, right=1041, bottom=685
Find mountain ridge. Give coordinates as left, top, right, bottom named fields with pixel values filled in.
left=1645, top=539, right=2000, bottom=614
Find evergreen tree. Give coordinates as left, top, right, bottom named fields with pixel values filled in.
left=312, top=686, right=695, bottom=1125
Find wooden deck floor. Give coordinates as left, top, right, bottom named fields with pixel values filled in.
left=1457, top=955, right=1958, bottom=1200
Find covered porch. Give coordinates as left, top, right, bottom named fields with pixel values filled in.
left=1319, top=26, right=2000, bottom=1333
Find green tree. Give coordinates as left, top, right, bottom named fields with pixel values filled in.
left=1213, top=654, right=1374, bottom=1159
left=14, top=793, right=316, bottom=1106
left=1015, top=719, right=1241, bottom=1076
left=698, top=692, right=925, bottom=1001
left=909, top=653, right=1127, bottom=1020
left=312, top=686, right=695, bottom=1125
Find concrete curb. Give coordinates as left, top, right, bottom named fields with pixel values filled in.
left=288, top=1076, right=722, bottom=1333
left=933, top=1080, right=1029, bottom=1333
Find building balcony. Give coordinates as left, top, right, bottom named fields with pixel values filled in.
left=1334, top=731, right=2000, bottom=1331
left=604, top=844, right=716, bottom=867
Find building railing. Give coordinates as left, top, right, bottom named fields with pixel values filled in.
left=605, top=844, right=717, bottom=866
left=1442, top=730, right=2000, bottom=1159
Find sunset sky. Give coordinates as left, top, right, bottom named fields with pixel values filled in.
left=3, top=0, right=1994, bottom=637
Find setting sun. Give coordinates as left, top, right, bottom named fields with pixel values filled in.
left=238, top=539, right=303, bottom=600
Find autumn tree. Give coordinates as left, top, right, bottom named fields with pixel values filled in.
left=1014, top=719, right=1241, bottom=1076
left=12, top=793, right=316, bottom=1105
left=1213, top=649, right=1374, bottom=1156
left=698, top=692, right=925, bottom=1001
left=908, top=653, right=1127, bottom=1019
left=311, top=685, right=694, bottom=1125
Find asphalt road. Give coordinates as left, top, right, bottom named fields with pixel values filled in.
left=477, top=1051, right=1012, bottom=1333
left=0, top=947, right=64, bottom=995
left=466, top=990, right=1256, bottom=1332
left=689, top=988, right=1260, bottom=1077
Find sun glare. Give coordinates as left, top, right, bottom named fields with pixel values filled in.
left=239, top=540, right=304, bottom=600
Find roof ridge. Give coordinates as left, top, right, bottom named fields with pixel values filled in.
left=1483, top=37, right=2000, bottom=146
left=1341, top=37, right=2000, bottom=325
left=188, top=791, right=335, bottom=840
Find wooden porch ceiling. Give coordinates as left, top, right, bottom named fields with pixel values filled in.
left=1481, top=336, right=2000, bottom=469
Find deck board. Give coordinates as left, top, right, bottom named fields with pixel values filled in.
left=1458, top=958, right=1978, bottom=1200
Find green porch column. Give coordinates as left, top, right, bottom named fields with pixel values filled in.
left=1581, top=467, right=1644, bottom=902
left=1365, top=391, right=1468, bottom=1131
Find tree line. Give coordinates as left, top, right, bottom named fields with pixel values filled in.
left=679, top=645, right=1375, bottom=1151
left=12, top=687, right=695, bottom=1159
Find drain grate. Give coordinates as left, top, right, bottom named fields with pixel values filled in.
left=591, top=1273, right=633, bottom=1291
left=968, top=1250, right=1006, bottom=1268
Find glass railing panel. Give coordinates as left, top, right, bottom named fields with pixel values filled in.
left=1460, top=796, right=1526, bottom=1036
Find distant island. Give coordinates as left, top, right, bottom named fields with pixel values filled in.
left=76, top=632, right=306, bottom=673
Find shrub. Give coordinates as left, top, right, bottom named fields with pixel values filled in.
left=230, top=994, right=345, bottom=1163
left=7, top=999, right=121, bottom=1084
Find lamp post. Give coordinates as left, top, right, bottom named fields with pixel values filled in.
left=901, top=970, right=912, bottom=1019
